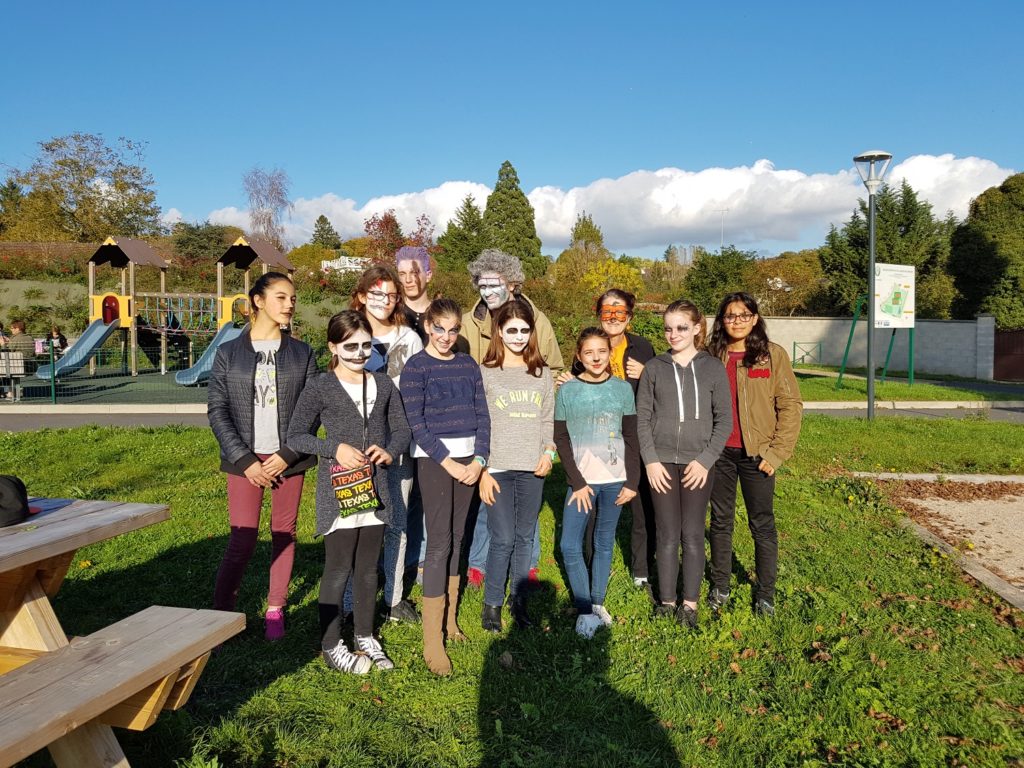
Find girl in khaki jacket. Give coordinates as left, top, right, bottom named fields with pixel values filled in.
left=705, top=292, right=803, bottom=617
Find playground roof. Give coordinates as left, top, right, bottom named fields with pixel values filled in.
left=218, top=237, right=294, bottom=272
left=90, top=237, right=169, bottom=269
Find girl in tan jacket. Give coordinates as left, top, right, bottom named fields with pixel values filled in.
left=705, top=292, right=803, bottom=617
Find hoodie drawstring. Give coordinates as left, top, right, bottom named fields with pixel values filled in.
left=672, top=360, right=700, bottom=422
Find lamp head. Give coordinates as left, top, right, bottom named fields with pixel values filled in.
left=853, top=150, right=893, bottom=194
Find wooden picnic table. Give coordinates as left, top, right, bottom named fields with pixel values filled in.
left=0, top=498, right=244, bottom=767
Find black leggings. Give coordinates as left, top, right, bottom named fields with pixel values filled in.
left=318, top=524, right=385, bottom=646
left=418, top=456, right=476, bottom=598
left=650, top=463, right=714, bottom=604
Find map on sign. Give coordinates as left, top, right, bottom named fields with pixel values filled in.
left=874, top=263, right=915, bottom=328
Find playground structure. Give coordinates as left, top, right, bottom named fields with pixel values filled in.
left=36, top=236, right=294, bottom=385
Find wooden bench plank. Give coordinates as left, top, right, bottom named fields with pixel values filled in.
left=0, top=501, right=169, bottom=574
left=96, top=671, right=178, bottom=731
left=0, top=605, right=243, bottom=766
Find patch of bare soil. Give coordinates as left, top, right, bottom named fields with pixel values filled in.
left=880, top=480, right=1024, bottom=588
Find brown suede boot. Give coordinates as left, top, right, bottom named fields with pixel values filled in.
left=421, top=595, right=452, bottom=675
left=446, top=575, right=467, bottom=641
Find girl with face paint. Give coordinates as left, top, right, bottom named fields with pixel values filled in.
left=287, top=311, right=411, bottom=674
left=636, top=300, right=732, bottom=632
left=349, top=265, right=424, bottom=624
left=400, top=298, right=491, bottom=675
left=477, top=300, right=555, bottom=632
left=209, top=272, right=318, bottom=642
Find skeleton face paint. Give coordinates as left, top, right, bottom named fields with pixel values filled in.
left=331, top=330, right=373, bottom=372
left=363, top=281, right=398, bottom=321
left=477, top=272, right=510, bottom=310
left=501, top=320, right=531, bottom=354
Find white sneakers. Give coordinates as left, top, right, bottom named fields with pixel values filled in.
left=322, top=640, right=372, bottom=675
left=575, top=612, right=603, bottom=639
left=591, top=604, right=613, bottom=627
left=356, top=635, right=395, bottom=670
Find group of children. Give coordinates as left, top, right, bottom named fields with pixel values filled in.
left=207, top=250, right=803, bottom=677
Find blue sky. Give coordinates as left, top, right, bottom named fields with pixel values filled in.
left=4, top=1, right=1022, bottom=258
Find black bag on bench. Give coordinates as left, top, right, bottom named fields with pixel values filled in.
left=0, top=474, right=29, bottom=527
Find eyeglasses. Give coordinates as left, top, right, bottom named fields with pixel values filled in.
left=367, top=290, right=399, bottom=303
left=599, top=307, right=629, bottom=322
left=431, top=325, right=461, bottom=337
left=723, top=313, right=754, bottom=324
left=339, top=341, right=372, bottom=353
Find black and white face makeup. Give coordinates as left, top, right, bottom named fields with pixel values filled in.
left=501, top=319, right=532, bottom=355
left=477, top=271, right=510, bottom=310
left=330, top=330, right=373, bottom=372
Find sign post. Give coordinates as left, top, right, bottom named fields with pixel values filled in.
left=874, top=263, right=915, bottom=385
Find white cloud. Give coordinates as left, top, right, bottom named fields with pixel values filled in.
left=160, top=207, right=183, bottom=227
left=202, top=155, right=1015, bottom=255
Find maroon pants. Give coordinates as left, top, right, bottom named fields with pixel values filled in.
left=213, top=462, right=305, bottom=610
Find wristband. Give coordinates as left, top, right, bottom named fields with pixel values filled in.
left=544, top=449, right=558, bottom=461
left=473, top=455, right=487, bottom=467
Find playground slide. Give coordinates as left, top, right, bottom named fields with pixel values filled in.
left=35, top=319, right=120, bottom=380
left=174, top=323, right=244, bottom=386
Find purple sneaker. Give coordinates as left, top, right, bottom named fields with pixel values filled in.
left=265, top=608, right=285, bottom=641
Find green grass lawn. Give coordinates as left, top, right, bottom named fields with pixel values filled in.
left=796, top=373, right=1024, bottom=402
left=4, top=418, right=1022, bottom=768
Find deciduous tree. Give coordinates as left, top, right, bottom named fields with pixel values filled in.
left=7, top=133, right=162, bottom=242
left=364, top=209, right=404, bottom=261
left=683, top=246, right=757, bottom=314
left=243, top=166, right=292, bottom=250
left=171, top=221, right=245, bottom=269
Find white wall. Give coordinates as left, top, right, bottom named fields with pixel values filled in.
left=765, top=315, right=995, bottom=380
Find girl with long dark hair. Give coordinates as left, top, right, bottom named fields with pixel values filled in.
left=287, top=311, right=411, bottom=673
left=209, top=271, right=317, bottom=641
left=705, top=292, right=803, bottom=617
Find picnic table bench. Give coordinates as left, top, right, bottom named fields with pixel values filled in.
left=0, top=498, right=244, bottom=767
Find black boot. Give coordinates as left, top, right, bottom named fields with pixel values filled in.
left=481, top=603, right=502, bottom=633
left=510, top=594, right=533, bottom=629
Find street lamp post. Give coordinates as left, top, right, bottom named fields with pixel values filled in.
left=853, top=150, right=893, bottom=421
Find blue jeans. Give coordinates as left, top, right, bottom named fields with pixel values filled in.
left=483, top=471, right=545, bottom=606
left=469, top=501, right=540, bottom=573
left=560, top=482, right=624, bottom=614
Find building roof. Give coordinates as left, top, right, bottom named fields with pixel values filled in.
left=90, top=237, right=169, bottom=268
left=218, top=237, right=294, bottom=272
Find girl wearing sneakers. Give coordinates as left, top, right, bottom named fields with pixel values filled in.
left=209, top=271, right=317, bottom=641
left=705, top=292, right=802, bottom=618
left=478, top=300, right=555, bottom=633
left=636, top=299, right=732, bottom=630
left=556, top=327, right=639, bottom=639
left=400, top=298, right=490, bottom=675
left=351, top=264, right=423, bottom=625
left=287, top=311, right=411, bottom=674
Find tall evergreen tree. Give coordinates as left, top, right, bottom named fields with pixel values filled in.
left=0, top=178, right=24, bottom=237
left=819, top=180, right=957, bottom=318
left=949, top=172, right=1024, bottom=329
left=310, top=214, right=342, bottom=249
left=683, top=246, right=757, bottom=314
left=571, top=211, right=604, bottom=249
left=482, top=161, right=547, bottom=278
left=437, top=194, right=489, bottom=270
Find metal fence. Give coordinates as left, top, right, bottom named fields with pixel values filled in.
left=2, top=339, right=211, bottom=405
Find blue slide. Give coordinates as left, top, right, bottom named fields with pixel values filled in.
left=36, top=319, right=120, bottom=380
left=174, top=323, right=244, bottom=386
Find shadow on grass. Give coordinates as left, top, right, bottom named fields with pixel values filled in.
left=477, top=590, right=678, bottom=768
left=34, top=533, right=332, bottom=767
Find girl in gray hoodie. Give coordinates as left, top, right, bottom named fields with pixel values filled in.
left=636, top=300, right=732, bottom=629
